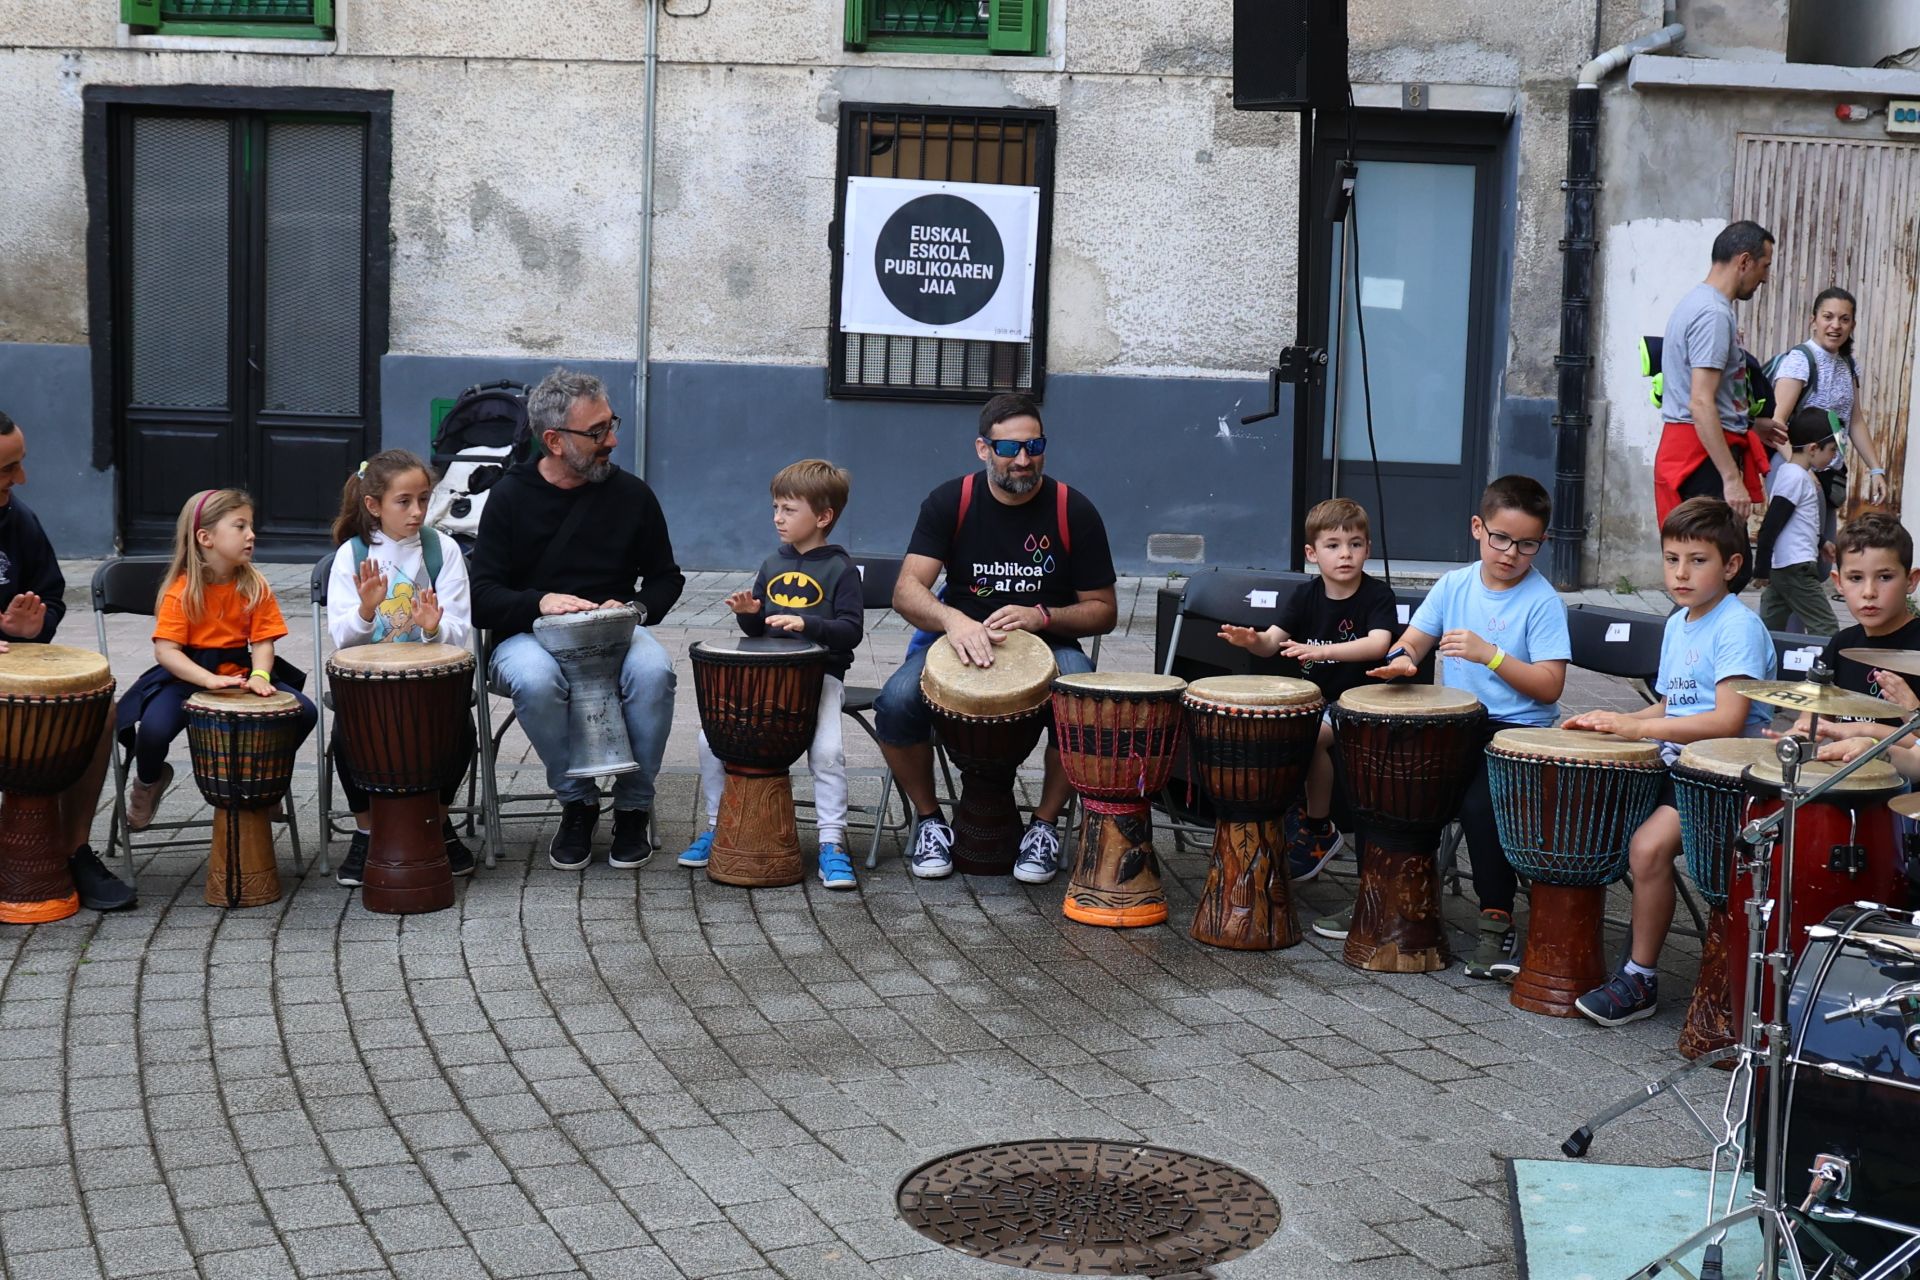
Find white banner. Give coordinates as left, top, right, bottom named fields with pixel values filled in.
left=839, top=176, right=1040, bottom=344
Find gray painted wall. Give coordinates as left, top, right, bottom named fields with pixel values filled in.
left=0, top=341, right=115, bottom=557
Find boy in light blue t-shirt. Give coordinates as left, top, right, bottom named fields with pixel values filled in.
left=1562, top=497, right=1774, bottom=1027
left=1368, top=475, right=1571, bottom=980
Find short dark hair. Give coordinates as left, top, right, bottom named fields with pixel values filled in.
left=979, top=393, right=1042, bottom=437
left=1788, top=406, right=1838, bottom=450
left=1712, top=220, right=1774, bottom=264
left=1661, top=496, right=1746, bottom=565
left=1480, top=474, right=1551, bottom=523
left=0, top=410, right=15, bottom=436
left=1835, top=511, right=1914, bottom=573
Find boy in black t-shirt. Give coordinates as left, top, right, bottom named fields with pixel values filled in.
left=1220, top=498, right=1396, bottom=908
left=1799, top=513, right=1920, bottom=751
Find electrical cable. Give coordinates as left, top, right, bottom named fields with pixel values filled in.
left=1339, top=87, right=1393, bottom=586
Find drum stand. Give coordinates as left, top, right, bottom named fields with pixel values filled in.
left=1564, top=712, right=1920, bottom=1280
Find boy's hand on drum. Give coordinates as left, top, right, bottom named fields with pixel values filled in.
left=1817, top=735, right=1876, bottom=764
left=1365, top=654, right=1418, bottom=680
left=352, top=560, right=389, bottom=619
left=413, top=588, right=443, bottom=636
left=1217, top=624, right=1278, bottom=658
left=539, top=593, right=599, bottom=616
left=983, top=604, right=1043, bottom=633
left=945, top=617, right=1002, bottom=667
left=1437, top=629, right=1495, bottom=665
left=725, top=589, right=761, bottom=615
left=1562, top=710, right=1635, bottom=738
left=765, top=614, right=806, bottom=633
left=1873, top=670, right=1920, bottom=711
left=1, top=591, right=46, bottom=638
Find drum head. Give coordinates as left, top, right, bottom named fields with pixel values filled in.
left=531, top=604, right=639, bottom=636
left=1183, top=675, right=1321, bottom=709
left=186, top=688, right=302, bottom=715
left=1489, top=727, right=1661, bottom=766
left=690, top=636, right=827, bottom=660
left=327, top=642, right=473, bottom=673
left=1747, top=754, right=1902, bottom=797
left=920, top=629, right=1057, bottom=718
left=1675, top=737, right=1779, bottom=781
left=1053, top=672, right=1187, bottom=698
left=0, top=644, right=112, bottom=697
left=1337, top=683, right=1481, bottom=717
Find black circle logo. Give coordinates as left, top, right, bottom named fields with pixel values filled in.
left=874, top=194, right=1006, bottom=326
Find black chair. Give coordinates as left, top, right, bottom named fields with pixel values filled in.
left=835, top=555, right=918, bottom=869
left=91, top=557, right=306, bottom=888
left=308, top=553, right=497, bottom=874
left=1567, top=602, right=1668, bottom=705
left=1769, top=630, right=1827, bottom=683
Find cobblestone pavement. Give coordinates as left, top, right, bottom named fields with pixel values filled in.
left=0, top=568, right=1819, bottom=1279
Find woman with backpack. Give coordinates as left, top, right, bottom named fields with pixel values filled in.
left=1769, top=287, right=1889, bottom=507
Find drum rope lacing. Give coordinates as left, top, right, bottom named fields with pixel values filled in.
left=1487, top=753, right=1666, bottom=887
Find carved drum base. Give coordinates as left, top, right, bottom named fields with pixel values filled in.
left=710, top=770, right=803, bottom=888
left=362, top=793, right=454, bottom=915
left=1063, top=805, right=1167, bottom=928
left=1510, top=883, right=1606, bottom=1017
left=1191, top=818, right=1299, bottom=950
left=205, top=808, right=283, bottom=909
left=1344, top=831, right=1450, bottom=973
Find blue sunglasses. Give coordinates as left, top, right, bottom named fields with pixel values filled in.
left=986, top=436, right=1046, bottom=458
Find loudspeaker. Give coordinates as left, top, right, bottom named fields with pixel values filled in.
left=1233, top=0, right=1349, bottom=112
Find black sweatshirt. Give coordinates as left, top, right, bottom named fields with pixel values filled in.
left=736, top=543, right=864, bottom=677
left=468, top=460, right=684, bottom=641
left=0, top=497, right=68, bottom=644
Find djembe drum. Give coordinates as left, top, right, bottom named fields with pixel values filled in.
left=1672, top=738, right=1776, bottom=1059
left=1486, top=728, right=1666, bottom=1016
left=0, top=645, right=115, bottom=924
left=689, top=636, right=832, bottom=888
left=1182, top=676, right=1324, bottom=950
left=326, top=644, right=475, bottom=914
left=1051, top=672, right=1187, bottom=928
left=185, top=688, right=306, bottom=908
left=920, top=631, right=1059, bottom=875
left=1333, top=684, right=1487, bottom=972
left=532, top=605, right=640, bottom=779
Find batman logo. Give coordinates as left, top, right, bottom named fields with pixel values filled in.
left=766, top=571, right=824, bottom=609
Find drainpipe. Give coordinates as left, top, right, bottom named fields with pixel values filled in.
left=1547, top=19, right=1685, bottom=588
left=634, top=0, right=660, bottom=481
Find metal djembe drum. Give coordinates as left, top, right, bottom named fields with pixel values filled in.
left=532, top=605, right=640, bottom=779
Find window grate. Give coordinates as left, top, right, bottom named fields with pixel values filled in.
left=832, top=107, right=1051, bottom=400
left=871, top=0, right=988, bottom=39
left=161, top=0, right=314, bottom=19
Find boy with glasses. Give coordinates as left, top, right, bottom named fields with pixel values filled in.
left=1367, top=475, right=1571, bottom=978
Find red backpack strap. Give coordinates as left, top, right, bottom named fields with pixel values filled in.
left=954, top=472, right=975, bottom=540
left=1055, top=480, right=1071, bottom=555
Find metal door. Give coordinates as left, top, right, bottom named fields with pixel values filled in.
left=112, top=109, right=376, bottom=554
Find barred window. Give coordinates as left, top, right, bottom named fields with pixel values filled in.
left=844, top=0, right=1046, bottom=56
left=829, top=105, right=1054, bottom=401
left=122, top=0, right=334, bottom=39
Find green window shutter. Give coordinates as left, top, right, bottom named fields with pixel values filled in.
left=844, top=0, right=869, bottom=50
left=314, top=0, right=332, bottom=29
left=123, top=0, right=163, bottom=26
left=987, top=0, right=1039, bottom=53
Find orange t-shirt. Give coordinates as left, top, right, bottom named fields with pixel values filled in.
left=152, top=577, right=289, bottom=675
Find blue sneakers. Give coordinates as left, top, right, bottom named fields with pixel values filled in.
left=678, top=829, right=715, bottom=869
left=817, top=843, right=857, bottom=890
left=1575, top=968, right=1659, bottom=1027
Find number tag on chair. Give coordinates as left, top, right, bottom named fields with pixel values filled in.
left=1606, top=623, right=1630, bottom=642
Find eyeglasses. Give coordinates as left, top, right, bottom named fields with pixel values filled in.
left=551, top=416, right=621, bottom=445
left=986, top=436, right=1047, bottom=459
left=1484, top=528, right=1545, bottom=556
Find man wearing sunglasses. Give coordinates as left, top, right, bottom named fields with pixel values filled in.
left=471, top=367, right=684, bottom=874
left=874, top=393, right=1118, bottom=883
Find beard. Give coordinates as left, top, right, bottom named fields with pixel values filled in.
left=562, top=440, right=614, bottom=483
left=991, top=465, right=1039, bottom=496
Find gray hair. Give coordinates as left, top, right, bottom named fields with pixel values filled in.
left=527, top=368, right=608, bottom=442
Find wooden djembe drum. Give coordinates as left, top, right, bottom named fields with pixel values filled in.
left=918, top=631, right=1058, bottom=876
left=1182, top=676, right=1324, bottom=950
left=690, top=636, right=831, bottom=887
left=1485, top=728, right=1665, bottom=1016
left=1671, top=738, right=1776, bottom=1059
left=1050, top=672, right=1187, bottom=928
left=326, top=644, right=475, bottom=914
left=185, top=688, right=307, bottom=908
left=1332, top=683, right=1486, bottom=973
left=0, top=645, right=115, bottom=924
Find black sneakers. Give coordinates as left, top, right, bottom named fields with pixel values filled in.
left=442, top=819, right=477, bottom=878
left=69, top=845, right=135, bottom=911
left=608, top=811, right=653, bottom=870
left=549, top=803, right=598, bottom=871
left=336, top=831, right=369, bottom=888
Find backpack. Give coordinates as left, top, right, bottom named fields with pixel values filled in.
left=1762, top=341, right=1857, bottom=408
left=1639, top=336, right=1775, bottom=421
left=426, top=381, right=535, bottom=545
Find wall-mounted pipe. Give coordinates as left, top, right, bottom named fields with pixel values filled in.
left=634, top=0, right=659, bottom=482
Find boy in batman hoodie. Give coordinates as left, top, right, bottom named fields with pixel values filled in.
left=679, top=460, right=866, bottom=888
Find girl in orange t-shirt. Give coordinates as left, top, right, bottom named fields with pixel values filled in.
left=116, top=488, right=316, bottom=830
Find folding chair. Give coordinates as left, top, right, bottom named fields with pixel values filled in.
left=91, top=557, right=305, bottom=887
left=308, top=553, right=498, bottom=875
left=1769, top=629, right=1826, bottom=683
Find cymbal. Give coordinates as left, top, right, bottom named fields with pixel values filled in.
left=1891, top=793, right=1920, bottom=820
left=1727, top=678, right=1904, bottom=720
left=1840, top=648, right=1920, bottom=680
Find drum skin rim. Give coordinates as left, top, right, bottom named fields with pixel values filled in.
left=0, top=643, right=114, bottom=697
left=1746, top=755, right=1902, bottom=799
left=326, top=642, right=474, bottom=673
left=920, top=629, right=1056, bottom=719
left=532, top=604, right=640, bottom=631
left=689, top=638, right=829, bottom=663
left=1183, top=675, right=1321, bottom=709
left=1053, top=672, right=1187, bottom=700
left=1486, top=727, right=1663, bottom=766
left=185, top=689, right=304, bottom=714
left=1675, top=737, right=1780, bottom=780
left=1335, top=684, right=1482, bottom=717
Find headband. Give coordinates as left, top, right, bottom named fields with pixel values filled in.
left=192, top=490, right=214, bottom=532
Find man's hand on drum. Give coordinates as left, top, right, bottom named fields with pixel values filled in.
left=983, top=604, right=1045, bottom=634
left=1, top=591, right=46, bottom=639
left=765, top=614, right=806, bottom=634
left=538, top=593, right=600, bottom=616
left=352, top=560, right=389, bottom=621
left=413, top=588, right=443, bottom=637
left=1436, top=628, right=1496, bottom=666
left=1561, top=709, right=1640, bottom=739
left=1217, top=624, right=1281, bottom=658
left=944, top=615, right=1003, bottom=668
left=724, top=589, right=761, bottom=615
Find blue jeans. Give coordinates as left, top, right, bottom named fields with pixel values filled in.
left=488, top=627, right=676, bottom=810
left=873, top=634, right=1091, bottom=748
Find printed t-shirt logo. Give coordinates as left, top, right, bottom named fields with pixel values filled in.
left=0, top=551, right=12, bottom=588
left=767, top=571, right=824, bottom=609
left=971, top=532, right=1055, bottom=599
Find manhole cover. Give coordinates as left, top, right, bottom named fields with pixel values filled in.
left=897, top=1139, right=1280, bottom=1275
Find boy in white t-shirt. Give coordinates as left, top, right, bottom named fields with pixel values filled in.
left=1754, top=408, right=1842, bottom=636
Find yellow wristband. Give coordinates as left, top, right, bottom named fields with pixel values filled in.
left=1487, top=648, right=1506, bottom=672
left=249, top=669, right=272, bottom=682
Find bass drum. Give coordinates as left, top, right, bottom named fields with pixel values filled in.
left=1771, top=905, right=1920, bottom=1274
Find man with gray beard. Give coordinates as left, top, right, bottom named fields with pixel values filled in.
left=470, top=368, right=683, bottom=872
left=873, top=393, right=1117, bottom=882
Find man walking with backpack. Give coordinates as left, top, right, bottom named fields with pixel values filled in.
left=870, top=393, right=1118, bottom=882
